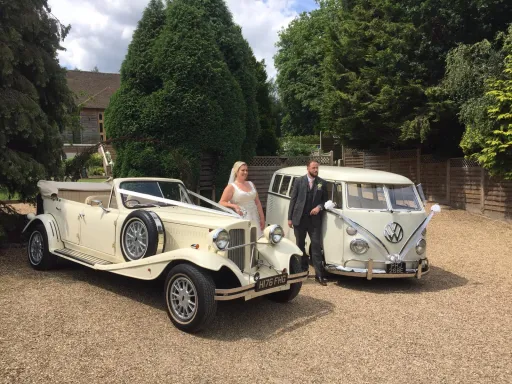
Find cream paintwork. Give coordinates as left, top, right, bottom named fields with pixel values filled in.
left=266, top=166, right=431, bottom=278
left=22, top=213, right=64, bottom=251
left=24, top=177, right=305, bottom=295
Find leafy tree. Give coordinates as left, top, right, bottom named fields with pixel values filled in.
left=275, top=5, right=330, bottom=136
left=477, top=55, right=512, bottom=179
left=0, top=0, right=76, bottom=200
left=255, top=60, right=280, bottom=156
left=105, top=0, right=245, bottom=193
left=91, top=65, right=99, bottom=72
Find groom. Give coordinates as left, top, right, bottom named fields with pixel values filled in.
left=287, top=160, right=328, bottom=286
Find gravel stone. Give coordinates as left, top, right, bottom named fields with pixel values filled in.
left=1, top=207, right=511, bottom=383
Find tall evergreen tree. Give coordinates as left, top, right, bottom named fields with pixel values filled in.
left=105, top=0, right=245, bottom=192
left=0, top=0, right=76, bottom=199
left=188, top=0, right=260, bottom=160
left=254, top=60, right=280, bottom=156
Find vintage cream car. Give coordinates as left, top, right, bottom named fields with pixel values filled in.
left=23, top=178, right=308, bottom=333
left=266, top=166, right=441, bottom=280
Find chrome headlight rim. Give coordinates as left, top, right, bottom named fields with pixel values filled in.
left=416, top=238, right=427, bottom=255
left=212, top=228, right=230, bottom=251
left=350, top=239, right=369, bottom=255
left=268, top=224, right=284, bottom=244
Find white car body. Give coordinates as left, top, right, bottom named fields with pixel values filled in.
left=266, top=166, right=440, bottom=279
left=23, top=177, right=308, bottom=332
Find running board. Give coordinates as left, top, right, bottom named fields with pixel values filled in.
left=53, top=248, right=112, bottom=266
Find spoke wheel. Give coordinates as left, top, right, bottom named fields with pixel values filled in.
left=123, top=219, right=148, bottom=260
left=164, top=264, right=217, bottom=333
left=169, top=275, right=198, bottom=323
left=29, top=231, right=44, bottom=265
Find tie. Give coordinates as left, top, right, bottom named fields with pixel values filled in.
left=309, top=179, right=313, bottom=190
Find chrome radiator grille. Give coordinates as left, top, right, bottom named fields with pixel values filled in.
left=228, top=229, right=245, bottom=271
left=250, top=227, right=258, bottom=267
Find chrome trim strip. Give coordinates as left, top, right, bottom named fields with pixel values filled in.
left=224, top=242, right=256, bottom=251
left=148, top=211, right=165, bottom=254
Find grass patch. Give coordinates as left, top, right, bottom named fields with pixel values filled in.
left=0, top=187, right=20, bottom=201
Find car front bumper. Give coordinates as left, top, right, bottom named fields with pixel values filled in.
left=325, top=258, right=430, bottom=280
left=214, top=270, right=309, bottom=301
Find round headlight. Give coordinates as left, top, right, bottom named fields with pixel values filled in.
left=416, top=238, right=426, bottom=255
left=212, top=228, right=230, bottom=251
left=269, top=225, right=284, bottom=244
left=346, top=226, right=357, bottom=236
left=350, top=239, right=369, bottom=254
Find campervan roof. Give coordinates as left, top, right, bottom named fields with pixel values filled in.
left=275, top=166, right=414, bottom=185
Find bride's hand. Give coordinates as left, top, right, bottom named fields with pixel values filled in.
left=233, top=205, right=242, bottom=215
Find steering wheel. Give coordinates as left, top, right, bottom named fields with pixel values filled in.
left=125, top=199, right=140, bottom=207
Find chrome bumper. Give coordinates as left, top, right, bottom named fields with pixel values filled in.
left=214, top=271, right=309, bottom=301
left=325, top=258, right=430, bottom=280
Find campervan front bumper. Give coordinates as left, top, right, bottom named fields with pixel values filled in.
left=214, top=271, right=309, bottom=301
left=325, top=258, right=429, bottom=280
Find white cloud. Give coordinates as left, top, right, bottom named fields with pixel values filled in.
left=49, top=0, right=318, bottom=77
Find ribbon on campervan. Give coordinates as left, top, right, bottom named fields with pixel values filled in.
left=323, top=200, right=441, bottom=261
left=117, top=188, right=240, bottom=218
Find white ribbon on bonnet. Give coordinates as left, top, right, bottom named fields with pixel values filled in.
left=323, top=200, right=441, bottom=262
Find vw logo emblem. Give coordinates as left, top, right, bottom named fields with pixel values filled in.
left=384, top=222, right=404, bottom=243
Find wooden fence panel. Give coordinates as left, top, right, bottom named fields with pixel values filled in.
left=485, top=174, right=512, bottom=219
left=421, top=156, right=448, bottom=203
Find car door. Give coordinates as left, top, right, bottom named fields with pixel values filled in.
left=53, top=198, right=83, bottom=245
left=79, top=202, right=119, bottom=257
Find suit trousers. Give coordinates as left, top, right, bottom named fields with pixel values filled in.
left=293, top=215, right=324, bottom=278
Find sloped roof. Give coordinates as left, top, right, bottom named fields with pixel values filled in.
left=66, top=70, right=121, bottom=109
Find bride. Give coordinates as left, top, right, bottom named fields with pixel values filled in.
left=219, top=161, right=265, bottom=237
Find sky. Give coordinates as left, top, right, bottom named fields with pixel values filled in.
left=48, top=0, right=319, bottom=78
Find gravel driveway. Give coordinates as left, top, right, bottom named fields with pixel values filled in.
left=1, top=207, right=511, bottom=384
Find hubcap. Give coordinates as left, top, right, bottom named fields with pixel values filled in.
left=169, top=276, right=197, bottom=322
left=123, top=219, right=148, bottom=260
left=29, top=231, right=44, bottom=265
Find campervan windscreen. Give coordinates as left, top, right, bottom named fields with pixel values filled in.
left=387, top=185, right=421, bottom=210
left=347, top=183, right=387, bottom=209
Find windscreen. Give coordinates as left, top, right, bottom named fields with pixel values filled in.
left=119, top=181, right=192, bottom=208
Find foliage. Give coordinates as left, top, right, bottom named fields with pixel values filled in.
left=255, top=60, right=280, bottom=156
left=106, top=0, right=249, bottom=194
left=86, top=153, right=103, bottom=168
left=474, top=55, right=512, bottom=179
left=279, top=135, right=319, bottom=156
left=274, top=0, right=512, bottom=156
left=275, top=6, right=329, bottom=136
left=0, top=0, right=77, bottom=200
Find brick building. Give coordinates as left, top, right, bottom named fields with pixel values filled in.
left=63, top=70, right=120, bottom=146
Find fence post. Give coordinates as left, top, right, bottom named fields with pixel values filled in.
left=416, top=148, right=421, bottom=184
left=329, top=150, right=333, bottom=166
left=362, top=150, right=366, bottom=169
left=480, top=167, right=485, bottom=213
left=446, top=159, right=451, bottom=205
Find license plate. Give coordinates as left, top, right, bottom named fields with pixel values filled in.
left=255, top=274, right=288, bottom=292
left=386, top=262, right=406, bottom=274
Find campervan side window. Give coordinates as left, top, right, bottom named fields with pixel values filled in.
left=279, top=176, right=291, bottom=195
left=288, top=177, right=297, bottom=196
left=271, top=175, right=282, bottom=193
left=326, top=182, right=343, bottom=208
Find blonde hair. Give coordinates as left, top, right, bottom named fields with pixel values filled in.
left=232, top=161, right=247, bottom=180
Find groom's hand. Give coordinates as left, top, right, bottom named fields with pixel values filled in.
left=288, top=220, right=293, bottom=228
left=310, top=206, right=321, bottom=215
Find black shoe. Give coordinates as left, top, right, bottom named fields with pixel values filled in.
left=315, top=277, right=328, bottom=286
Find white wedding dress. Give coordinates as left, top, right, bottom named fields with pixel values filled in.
left=230, top=182, right=262, bottom=238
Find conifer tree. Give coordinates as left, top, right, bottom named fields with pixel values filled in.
left=0, top=0, right=76, bottom=199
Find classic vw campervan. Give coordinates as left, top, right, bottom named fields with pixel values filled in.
left=266, top=166, right=440, bottom=280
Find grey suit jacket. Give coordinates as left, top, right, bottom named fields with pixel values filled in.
left=288, top=175, right=328, bottom=227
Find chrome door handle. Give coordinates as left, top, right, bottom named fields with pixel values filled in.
left=79, top=213, right=85, bottom=218
left=56, top=207, right=61, bottom=210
